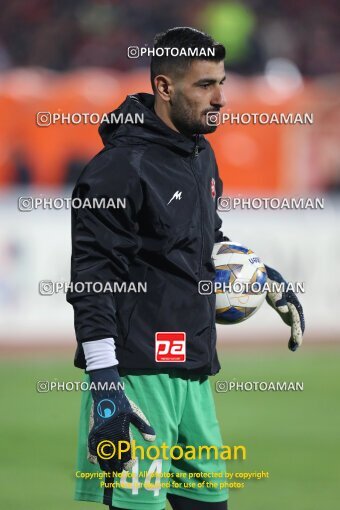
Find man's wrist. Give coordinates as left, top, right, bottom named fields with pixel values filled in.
left=87, top=364, right=120, bottom=382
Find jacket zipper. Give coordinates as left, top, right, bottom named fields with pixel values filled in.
left=190, top=136, right=204, bottom=279
left=190, top=136, right=214, bottom=370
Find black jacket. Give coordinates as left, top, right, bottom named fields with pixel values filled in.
left=67, top=93, right=226, bottom=375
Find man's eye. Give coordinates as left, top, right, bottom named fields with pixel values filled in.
left=201, top=84, right=210, bottom=89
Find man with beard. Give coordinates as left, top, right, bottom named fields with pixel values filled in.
left=67, top=27, right=304, bottom=510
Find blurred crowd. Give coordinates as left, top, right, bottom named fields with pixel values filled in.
left=0, top=0, right=339, bottom=75
left=1, top=0, right=340, bottom=190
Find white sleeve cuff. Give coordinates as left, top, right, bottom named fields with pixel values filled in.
left=82, top=338, right=118, bottom=371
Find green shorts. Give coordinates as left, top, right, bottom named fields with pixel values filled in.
left=75, top=370, right=228, bottom=510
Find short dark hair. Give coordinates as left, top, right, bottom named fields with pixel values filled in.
left=150, top=27, right=226, bottom=92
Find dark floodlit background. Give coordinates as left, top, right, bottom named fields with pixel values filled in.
left=1, top=1, right=339, bottom=509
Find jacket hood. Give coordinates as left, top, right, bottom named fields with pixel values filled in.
left=98, top=93, right=207, bottom=156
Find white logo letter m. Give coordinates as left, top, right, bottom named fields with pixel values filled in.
left=167, top=190, right=182, bottom=205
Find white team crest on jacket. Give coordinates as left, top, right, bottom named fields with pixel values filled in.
left=167, top=190, right=182, bottom=205
left=211, top=178, right=216, bottom=200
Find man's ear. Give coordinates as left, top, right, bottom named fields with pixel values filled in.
left=153, top=74, right=174, bottom=102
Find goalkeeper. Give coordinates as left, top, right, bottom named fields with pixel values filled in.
left=67, top=27, right=304, bottom=510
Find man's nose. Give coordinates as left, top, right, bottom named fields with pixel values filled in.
left=211, top=88, right=226, bottom=109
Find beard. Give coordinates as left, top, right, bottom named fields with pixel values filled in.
left=169, top=91, right=219, bottom=137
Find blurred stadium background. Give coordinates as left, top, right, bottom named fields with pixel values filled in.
left=1, top=1, right=340, bottom=509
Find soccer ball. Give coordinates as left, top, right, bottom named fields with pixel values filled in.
left=212, top=241, right=267, bottom=324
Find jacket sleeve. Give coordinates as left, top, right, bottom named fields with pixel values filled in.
left=214, top=159, right=230, bottom=243
left=66, top=149, right=143, bottom=348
